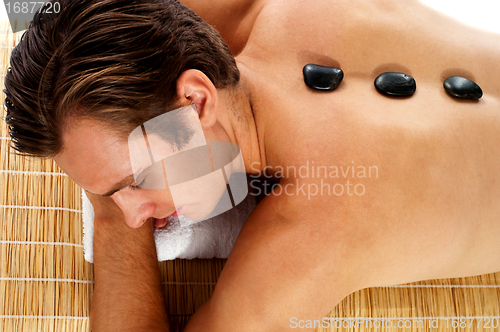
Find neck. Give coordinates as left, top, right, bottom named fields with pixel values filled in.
left=222, top=73, right=266, bottom=177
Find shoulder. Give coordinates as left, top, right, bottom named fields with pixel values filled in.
left=188, top=191, right=367, bottom=330
left=179, top=0, right=268, bottom=55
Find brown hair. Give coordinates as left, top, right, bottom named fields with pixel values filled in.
left=4, top=0, right=240, bottom=157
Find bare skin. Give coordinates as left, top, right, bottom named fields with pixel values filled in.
left=54, top=0, right=500, bottom=331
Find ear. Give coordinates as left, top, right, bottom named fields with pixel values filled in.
left=176, top=69, right=219, bottom=129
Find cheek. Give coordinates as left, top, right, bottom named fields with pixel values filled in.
left=142, top=188, right=175, bottom=207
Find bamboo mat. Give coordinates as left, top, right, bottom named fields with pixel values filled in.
left=0, top=19, right=499, bottom=332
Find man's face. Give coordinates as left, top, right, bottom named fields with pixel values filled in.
left=53, top=116, right=221, bottom=228
left=54, top=110, right=248, bottom=228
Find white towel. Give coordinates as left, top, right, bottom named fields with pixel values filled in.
left=82, top=189, right=257, bottom=262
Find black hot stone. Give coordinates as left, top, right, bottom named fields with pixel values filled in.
left=374, top=72, right=416, bottom=97
left=443, top=76, right=482, bottom=99
left=303, top=64, right=344, bottom=91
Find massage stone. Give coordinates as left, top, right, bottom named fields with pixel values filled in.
left=303, top=64, right=344, bottom=91
left=374, top=72, right=416, bottom=97
left=443, top=76, right=483, bottom=99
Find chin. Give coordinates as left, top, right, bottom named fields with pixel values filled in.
left=182, top=202, right=220, bottom=222
left=183, top=210, right=211, bottom=222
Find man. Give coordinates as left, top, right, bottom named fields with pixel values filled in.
left=4, top=0, right=500, bottom=331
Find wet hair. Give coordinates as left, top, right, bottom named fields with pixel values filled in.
left=3, top=0, right=240, bottom=157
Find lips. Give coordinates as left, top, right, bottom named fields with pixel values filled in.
left=153, top=206, right=184, bottom=228
left=153, top=217, right=168, bottom=228
left=170, top=206, right=184, bottom=217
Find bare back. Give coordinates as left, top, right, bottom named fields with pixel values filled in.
left=235, top=0, right=500, bottom=285
left=183, top=1, right=500, bottom=330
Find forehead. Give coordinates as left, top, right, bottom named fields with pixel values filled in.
left=54, top=117, right=132, bottom=192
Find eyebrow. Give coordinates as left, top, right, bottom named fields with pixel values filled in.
left=102, top=174, right=136, bottom=197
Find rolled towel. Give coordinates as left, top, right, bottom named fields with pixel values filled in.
left=82, top=189, right=257, bottom=262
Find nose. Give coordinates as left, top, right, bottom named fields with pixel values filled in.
left=110, top=188, right=156, bottom=228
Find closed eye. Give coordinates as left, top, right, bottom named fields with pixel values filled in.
left=130, top=178, right=146, bottom=191
left=129, top=184, right=141, bottom=191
